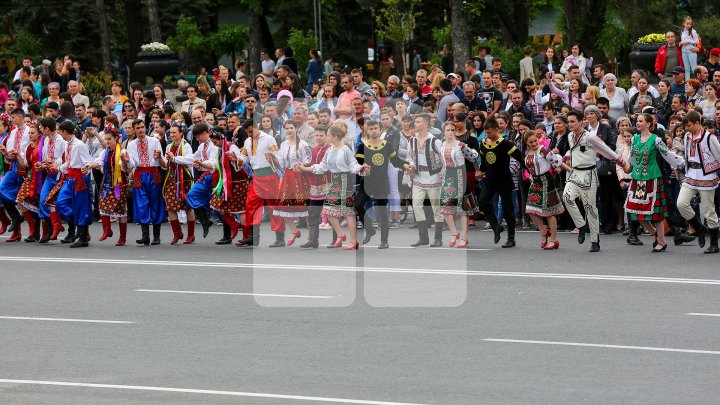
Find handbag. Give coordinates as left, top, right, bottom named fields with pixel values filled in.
left=596, top=157, right=615, bottom=177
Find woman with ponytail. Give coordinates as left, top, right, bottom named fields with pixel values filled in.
left=158, top=121, right=196, bottom=245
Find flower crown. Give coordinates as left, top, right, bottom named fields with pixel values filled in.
left=171, top=119, right=187, bottom=133
left=104, top=122, right=121, bottom=137
left=209, top=127, right=224, bottom=140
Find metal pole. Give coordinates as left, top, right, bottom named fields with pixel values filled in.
left=313, top=0, right=318, bottom=47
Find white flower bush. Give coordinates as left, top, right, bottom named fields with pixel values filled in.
left=141, top=42, right=172, bottom=53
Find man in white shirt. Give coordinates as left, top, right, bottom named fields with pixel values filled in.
left=182, top=122, right=219, bottom=240
left=0, top=109, right=30, bottom=235
left=12, top=57, right=33, bottom=82
left=274, top=48, right=285, bottom=72
left=53, top=121, right=94, bottom=248
left=260, top=49, right=276, bottom=84
left=68, top=80, right=90, bottom=108
left=124, top=119, right=166, bottom=245
left=36, top=117, right=66, bottom=243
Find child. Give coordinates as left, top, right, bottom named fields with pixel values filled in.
left=679, top=16, right=700, bottom=81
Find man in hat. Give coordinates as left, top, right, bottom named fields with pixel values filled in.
left=702, top=48, right=720, bottom=79
left=655, top=31, right=683, bottom=79
left=670, top=66, right=686, bottom=96
left=447, top=72, right=465, bottom=101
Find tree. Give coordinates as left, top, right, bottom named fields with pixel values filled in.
left=208, top=25, right=249, bottom=65
left=450, top=0, right=470, bottom=72
left=287, top=28, right=316, bottom=80
left=372, top=0, right=422, bottom=76
left=146, top=0, right=162, bottom=43
left=96, top=0, right=112, bottom=73
left=563, top=0, right=608, bottom=57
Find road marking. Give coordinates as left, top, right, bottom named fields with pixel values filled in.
left=687, top=313, right=720, bottom=317
left=0, top=379, right=430, bottom=405
left=135, top=289, right=337, bottom=299
left=364, top=245, right=491, bottom=251
left=0, top=316, right=133, bottom=324
left=4, top=256, right=720, bottom=286
left=484, top=338, right=720, bottom=355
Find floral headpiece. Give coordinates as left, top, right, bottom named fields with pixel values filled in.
left=171, top=119, right=187, bottom=134
left=209, top=127, right=224, bottom=140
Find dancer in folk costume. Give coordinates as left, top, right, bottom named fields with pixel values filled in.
left=298, top=124, right=331, bottom=249
left=124, top=119, right=166, bottom=245
left=0, top=113, right=14, bottom=234
left=0, top=109, right=30, bottom=240
left=676, top=111, right=720, bottom=254
left=208, top=128, right=250, bottom=245
left=36, top=118, right=66, bottom=243
left=183, top=122, right=220, bottom=242
left=83, top=124, right=129, bottom=246
left=51, top=121, right=94, bottom=248
left=296, top=125, right=368, bottom=250
left=521, top=130, right=566, bottom=250
left=160, top=121, right=196, bottom=245
left=235, top=125, right=286, bottom=248
left=621, top=113, right=684, bottom=252
left=13, top=123, right=44, bottom=242
left=438, top=121, right=480, bottom=249
left=267, top=120, right=312, bottom=247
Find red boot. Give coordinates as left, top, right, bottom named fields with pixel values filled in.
left=50, top=211, right=64, bottom=240
left=222, top=214, right=240, bottom=240
left=99, top=215, right=113, bottom=241
left=6, top=227, right=21, bottom=242
left=0, top=208, right=10, bottom=235
left=22, top=211, right=38, bottom=242
left=116, top=222, right=127, bottom=246
left=184, top=221, right=195, bottom=244
left=170, top=219, right=183, bottom=245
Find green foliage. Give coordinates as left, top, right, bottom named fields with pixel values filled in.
left=473, top=38, right=525, bottom=80
left=694, top=17, right=720, bottom=52
left=287, top=28, right=316, bottom=82
left=372, top=0, right=422, bottom=42
left=207, top=24, right=249, bottom=60
left=166, top=16, right=206, bottom=57
left=432, top=26, right=452, bottom=49
left=3, top=29, right=42, bottom=65
left=80, top=71, right=113, bottom=107
left=596, top=8, right=631, bottom=58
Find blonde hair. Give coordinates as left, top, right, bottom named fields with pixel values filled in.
left=430, top=73, right=446, bottom=88
left=585, top=86, right=601, bottom=104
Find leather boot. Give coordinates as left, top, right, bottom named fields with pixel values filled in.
left=704, top=228, right=719, bottom=254
left=502, top=227, right=516, bottom=248
left=411, top=222, right=430, bottom=247
left=151, top=224, right=161, bottom=245
left=0, top=208, right=10, bottom=234
left=99, top=215, right=113, bottom=241
left=577, top=224, right=590, bottom=244
left=39, top=219, right=53, bottom=244
left=184, top=221, right=195, bottom=244
left=688, top=217, right=706, bottom=248
left=626, top=221, right=643, bottom=245
left=430, top=222, right=443, bottom=247
left=269, top=231, right=285, bottom=248
left=69, top=225, right=89, bottom=248
left=23, top=211, right=39, bottom=242
left=4, top=202, right=23, bottom=233
left=6, top=226, right=21, bottom=242
left=170, top=219, right=183, bottom=245
left=222, top=214, right=240, bottom=240
left=50, top=211, right=65, bottom=240
left=300, top=223, right=319, bottom=249
left=236, top=225, right=257, bottom=247
left=195, top=208, right=213, bottom=238
left=61, top=221, right=76, bottom=243
left=116, top=222, right=127, bottom=246
left=216, top=223, right=232, bottom=245
left=136, top=224, right=150, bottom=245
left=672, top=224, right=695, bottom=245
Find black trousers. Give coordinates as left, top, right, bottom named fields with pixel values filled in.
left=478, top=185, right=516, bottom=230
left=598, top=174, right=622, bottom=231
left=355, top=188, right=389, bottom=242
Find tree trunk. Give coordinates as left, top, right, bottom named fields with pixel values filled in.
left=450, top=0, right=469, bottom=72
left=95, top=0, right=111, bottom=73
left=125, top=0, right=143, bottom=83
left=393, top=40, right=405, bottom=76
left=146, top=0, right=162, bottom=43
left=495, top=0, right=530, bottom=45
left=248, top=9, right=263, bottom=76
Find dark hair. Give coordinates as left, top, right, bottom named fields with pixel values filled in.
left=27, top=103, right=40, bottom=116
left=683, top=110, right=702, bottom=125
left=60, top=101, right=74, bottom=119
left=566, top=110, right=584, bottom=121
left=143, top=90, right=156, bottom=102
left=484, top=118, right=499, bottom=130
left=193, top=121, right=210, bottom=135
left=58, top=121, right=75, bottom=133
left=310, top=49, right=322, bottom=64
left=365, top=119, right=380, bottom=128
left=132, top=118, right=144, bottom=128
left=439, top=78, right=453, bottom=91
left=38, top=117, right=56, bottom=131
left=596, top=97, right=610, bottom=107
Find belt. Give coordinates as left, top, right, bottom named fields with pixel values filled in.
left=134, top=167, right=159, bottom=174
left=688, top=161, right=702, bottom=169
left=67, top=168, right=85, bottom=179
left=253, top=167, right=275, bottom=177
left=573, top=166, right=595, bottom=171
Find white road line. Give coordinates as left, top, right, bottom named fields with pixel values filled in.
left=484, top=338, right=720, bottom=355
left=4, top=256, right=720, bottom=286
left=0, top=316, right=133, bottom=324
left=0, top=379, right=430, bottom=405
left=687, top=313, right=720, bottom=317
left=135, top=289, right=337, bottom=299
left=364, top=245, right=491, bottom=251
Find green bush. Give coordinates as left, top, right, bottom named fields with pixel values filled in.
left=287, top=28, right=316, bottom=83
left=80, top=71, right=113, bottom=107
left=473, top=38, right=525, bottom=81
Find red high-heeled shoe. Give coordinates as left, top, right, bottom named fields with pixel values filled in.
left=287, top=230, right=301, bottom=246
left=540, top=228, right=551, bottom=248
left=330, top=234, right=347, bottom=248
left=543, top=240, right=560, bottom=250
left=343, top=241, right=359, bottom=250
left=449, top=232, right=460, bottom=247
left=456, top=239, right=468, bottom=248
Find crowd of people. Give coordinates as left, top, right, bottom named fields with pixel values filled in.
left=1, top=18, right=719, bottom=254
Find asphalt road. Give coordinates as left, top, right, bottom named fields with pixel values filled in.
left=0, top=222, right=719, bottom=404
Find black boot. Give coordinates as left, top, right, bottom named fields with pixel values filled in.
left=502, top=227, right=516, bottom=248
left=362, top=224, right=376, bottom=244
left=688, top=217, right=706, bottom=248
left=136, top=224, right=150, bottom=245
left=61, top=221, right=76, bottom=244
left=3, top=202, right=23, bottom=233
left=216, top=223, right=232, bottom=245
left=411, top=222, right=430, bottom=247
left=236, top=225, right=258, bottom=247
left=589, top=241, right=600, bottom=252
left=671, top=224, right=694, bottom=245
left=151, top=224, right=161, bottom=245
left=489, top=220, right=503, bottom=244
left=39, top=219, right=53, bottom=244
left=269, top=231, right=285, bottom=247
left=300, top=223, right=319, bottom=249
left=704, top=228, right=719, bottom=254
left=69, top=226, right=89, bottom=248
left=627, top=221, right=643, bottom=246
left=430, top=222, right=443, bottom=247
left=577, top=224, right=590, bottom=244
left=24, top=213, right=40, bottom=243
left=195, top=208, right=213, bottom=238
